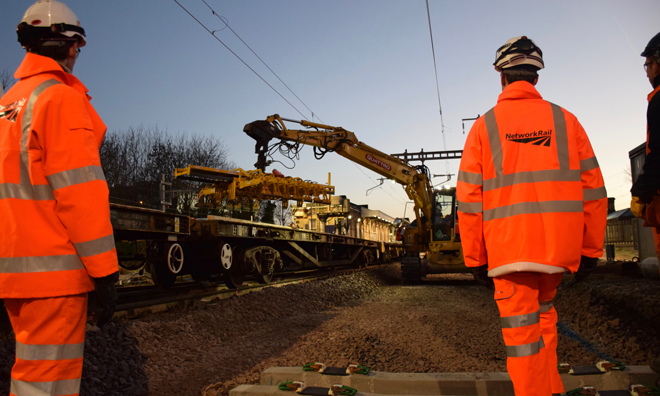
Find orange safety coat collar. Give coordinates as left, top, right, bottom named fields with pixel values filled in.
left=497, top=81, right=542, bottom=103
left=649, top=84, right=660, bottom=103
left=14, top=53, right=92, bottom=100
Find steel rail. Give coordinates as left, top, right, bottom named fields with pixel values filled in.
left=114, top=265, right=374, bottom=313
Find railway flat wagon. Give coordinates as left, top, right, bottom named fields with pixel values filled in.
left=110, top=203, right=402, bottom=290
left=186, top=215, right=403, bottom=289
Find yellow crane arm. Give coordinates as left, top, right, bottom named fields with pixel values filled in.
left=243, top=114, right=434, bottom=244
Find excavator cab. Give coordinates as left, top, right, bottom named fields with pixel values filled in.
left=431, top=189, right=455, bottom=241
left=426, top=187, right=465, bottom=270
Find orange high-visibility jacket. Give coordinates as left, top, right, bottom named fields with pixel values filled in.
left=457, top=81, right=607, bottom=277
left=0, top=53, right=118, bottom=298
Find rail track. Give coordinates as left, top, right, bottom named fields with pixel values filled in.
left=113, top=264, right=382, bottom=315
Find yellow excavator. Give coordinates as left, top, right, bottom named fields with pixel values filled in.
left=243, top=114, right=467, bottom=283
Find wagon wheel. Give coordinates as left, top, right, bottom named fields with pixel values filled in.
left=167, top=243, right=184, bottom=274
left=146, top=241, right=177, bottom=289
left=220, top=243, right=232, bottom=270
left=223, top=246, right=245, bottom=289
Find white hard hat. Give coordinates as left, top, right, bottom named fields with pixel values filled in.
left=493, top=36, right=543, bottom=72
left=17, top=0, right=86, bottom=48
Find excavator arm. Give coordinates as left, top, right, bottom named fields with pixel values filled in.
left=244, top=114, right=434, bottom=252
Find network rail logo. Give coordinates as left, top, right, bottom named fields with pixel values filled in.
left=0, top=98, right=27, bottom=123
left=505, top=130, right=552, bottom=147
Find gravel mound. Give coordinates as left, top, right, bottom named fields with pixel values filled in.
left=555, top=275, right=660, bottom=365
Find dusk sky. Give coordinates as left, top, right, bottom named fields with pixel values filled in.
left=2, top=1, right=658, bottom=218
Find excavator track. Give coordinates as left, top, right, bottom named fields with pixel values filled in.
left=401, top=255, right=422, bottom=284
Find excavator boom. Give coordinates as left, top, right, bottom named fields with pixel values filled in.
left=245, top=115, right=416, bottom=185
left=243, top=115, right=436, bottom=254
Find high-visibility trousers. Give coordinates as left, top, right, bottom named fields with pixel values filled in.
left=493, top=272, right=564, bottom=396
left=4, top=293, right=87, bottom=396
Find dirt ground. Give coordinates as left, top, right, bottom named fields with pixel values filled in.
left=0, top=264, right=658, bottom=396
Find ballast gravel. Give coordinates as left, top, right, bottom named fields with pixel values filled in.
left=0, top=263, right=657, bottom=396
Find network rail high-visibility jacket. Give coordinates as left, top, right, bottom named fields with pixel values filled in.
left=457, top=81, right=607, bottom=277
left=0, top=53, right=118, bottom=298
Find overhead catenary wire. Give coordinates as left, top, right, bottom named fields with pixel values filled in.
left=173, top=0, right=309, bottom=121
left=425, top=0, right=449, bottom=175
left=387, top=179, right=409, bottom=202
left=351, top=163, right=405, bottom=204
left=201, top=0, right=324, bottom=124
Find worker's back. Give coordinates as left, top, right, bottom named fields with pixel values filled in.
left=458, top=81, right=607, bottom=276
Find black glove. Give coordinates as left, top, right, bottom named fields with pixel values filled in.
left=574, top=256, right=598, bottom=282
left=91, top=271, right=119, bottom=327
left=471, top=264, right=494, bottom=289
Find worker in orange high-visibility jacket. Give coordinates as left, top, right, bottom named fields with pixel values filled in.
left=0, top=1, right=119, bottom=395
left=457, top=36, right=607, bottom=396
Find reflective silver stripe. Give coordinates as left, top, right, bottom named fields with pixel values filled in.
left=583, top=186, right=607, bottom=201
left=483, top=102, right=574, bottom=191
left=21, top=79, right=61, bottom=183
left=549, top=103, right=569, bottom=170
left=73, top=234, right=116, bottom=257
left=580, top=156, right=599, bottom=172
left=21, top=79, right=61, bottom=151
left=16, top=341, right=84, bottom=361
left=484, top=108, right=503, bottom=177
left=539, top=300, right=554, bottom=313
left=11, top=378, right=81, bottom=396
left=483, top=200, right=583, bottom=221
left=505, top=336, right=545, bottom=358
left=1, top=79, right=61, bottom=203
left=483, top=169, right=581, bottom=191
left=458, top=201, right=483, bottom=214
left=47, top=165, right=106, bottom=191
left=457, top=170, right=483, bottom=185
left=0, top=183, right=54, bottom=200
left=0, top=255, right=84, bottom=274
left=19, top=153, right=31, bottom=188
left=501, top=310, right=540, bottom=328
